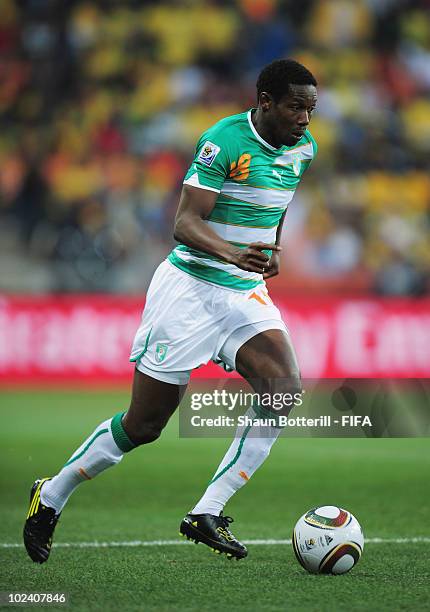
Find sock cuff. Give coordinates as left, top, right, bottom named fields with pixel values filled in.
left=111, top=412, right=136, bottom=452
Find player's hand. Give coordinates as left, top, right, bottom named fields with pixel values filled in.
left=228, top=242, right=282, bottom=274
left=263, top=250, right=281, bottom=279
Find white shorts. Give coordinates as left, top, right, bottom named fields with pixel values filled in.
left=129, top=259, right=288, bottom=385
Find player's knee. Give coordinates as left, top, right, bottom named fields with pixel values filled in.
left=284, top=375, right=302, bottom=398
left=257, top=372, right=302, bottom=417
left=261, top=370, right=302, bottom=396
left=247, top=355, right=300, bottom=388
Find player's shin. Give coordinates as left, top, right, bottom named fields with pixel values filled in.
left=191, top=405, right=282, bottom=516
left=40, top=412, right=136, bottom=513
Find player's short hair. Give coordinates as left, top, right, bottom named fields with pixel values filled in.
left=256, top=59, right=317, bottom=102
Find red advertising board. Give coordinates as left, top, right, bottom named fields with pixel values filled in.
left=0, top=295, right=429, bottom=385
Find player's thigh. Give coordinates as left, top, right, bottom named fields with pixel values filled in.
left=235, top=328, right=301, bottom=398
left=123, top=368, right=187, bottom=442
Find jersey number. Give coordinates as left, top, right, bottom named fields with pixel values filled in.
left=229, top=154, right=251, bottom=181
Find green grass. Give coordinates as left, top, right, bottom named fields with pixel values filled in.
left=1, top=390, right=429, bottom=611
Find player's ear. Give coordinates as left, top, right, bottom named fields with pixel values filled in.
left=259, top=92, right=272, bottom=112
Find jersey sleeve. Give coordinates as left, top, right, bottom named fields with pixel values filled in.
left=183, top=123, right=233, bottom=193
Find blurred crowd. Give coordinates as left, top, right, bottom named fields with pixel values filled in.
left=0, top=0, right=429, bottom=294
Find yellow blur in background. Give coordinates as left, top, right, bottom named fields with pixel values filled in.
left=0, top=0, right=429, bottom=295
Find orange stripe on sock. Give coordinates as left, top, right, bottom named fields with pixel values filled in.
left=78, top=467, right=92, bottom=480
left=239, top=470, right=249, bottom=481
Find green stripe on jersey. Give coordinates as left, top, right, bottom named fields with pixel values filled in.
left=168, top=251, right=262, bottom=291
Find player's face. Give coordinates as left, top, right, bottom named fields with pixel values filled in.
left=268, top=84, right=317, bottom=147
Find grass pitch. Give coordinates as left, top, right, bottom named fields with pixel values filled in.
left=1, top=390, right=429, bottom=611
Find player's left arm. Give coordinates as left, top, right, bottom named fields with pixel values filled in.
left=263, top=210, right=286, bottom=280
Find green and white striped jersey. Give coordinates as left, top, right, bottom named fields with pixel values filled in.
left=168, top=109, right=317, bottom=291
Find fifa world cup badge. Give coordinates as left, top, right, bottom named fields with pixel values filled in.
left=198, top=141, right=221, bottom=167
left=155, top=343, right=169, bottom=363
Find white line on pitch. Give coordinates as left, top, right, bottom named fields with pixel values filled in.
left=2, top=537, right=430, bottom=549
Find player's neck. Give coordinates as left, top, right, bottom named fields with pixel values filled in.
left=251, top=108, right=282, bottom=149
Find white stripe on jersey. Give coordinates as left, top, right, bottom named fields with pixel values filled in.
left=183, top=172, right=221, bottom=193
left=220, top=181, right=294, bottom=209
left=274, top=143, right=314, bottom=166
left=207, top=220, right=277, bottom=244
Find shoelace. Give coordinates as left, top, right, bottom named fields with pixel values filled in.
left=218, top=513, right=234, bottom=528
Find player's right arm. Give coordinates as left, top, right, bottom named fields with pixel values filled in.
left=173, top=185, right=281, bottom=274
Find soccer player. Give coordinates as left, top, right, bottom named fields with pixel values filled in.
left=24, top=59, right=318, bottom=562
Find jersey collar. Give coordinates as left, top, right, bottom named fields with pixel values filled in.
left=247, top=108, right=282, bottom=152
left=247, top=108, right=307, bottom=151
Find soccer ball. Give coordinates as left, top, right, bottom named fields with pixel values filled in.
left=292, top=506, right=364, bottom=575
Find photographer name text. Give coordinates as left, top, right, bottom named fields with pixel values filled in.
left=189, top=415, right=372, bottom=428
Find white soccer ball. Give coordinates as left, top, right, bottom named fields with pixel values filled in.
left=292, top=506, right=364, bottom=575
